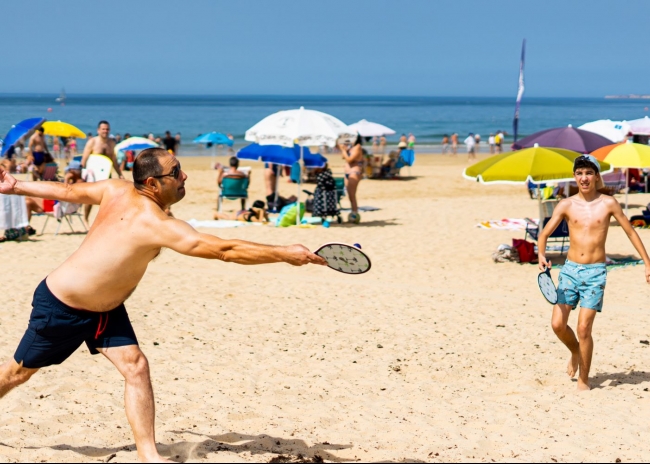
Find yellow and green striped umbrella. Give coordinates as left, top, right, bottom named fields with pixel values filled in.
left=463, top=146, right=611, bottom=184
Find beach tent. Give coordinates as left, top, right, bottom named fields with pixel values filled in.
left=347, top=119, right=396, bottom=137
left=578, top=120, right=630, bottom=143
left=245, top=107, right=355, bottom=225
left=464, top=145, right=611, bottom=221
left=512, top=125, right=613, bottom=153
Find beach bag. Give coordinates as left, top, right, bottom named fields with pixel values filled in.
left=312, top=169, right=339, bottom=217
left=276, top=202, right=305, bottom=227
left=512, top=239, right=537, bottom=263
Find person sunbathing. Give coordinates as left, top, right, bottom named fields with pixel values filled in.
left=213, top=200, right=269, bottom=223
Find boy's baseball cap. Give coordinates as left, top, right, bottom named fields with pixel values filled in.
left=573, top=154, right=604, bottom=189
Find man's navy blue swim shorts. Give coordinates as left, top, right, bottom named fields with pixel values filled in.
left=14, top=279, right=139, bottom=369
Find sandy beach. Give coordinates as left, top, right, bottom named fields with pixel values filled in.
left=2, top=153, right=650, bottom=462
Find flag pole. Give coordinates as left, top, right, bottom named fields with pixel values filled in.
left=513, top=39, right=526, bottom=144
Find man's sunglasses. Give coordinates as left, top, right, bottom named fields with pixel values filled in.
left=135, top=163, right=181, bottom=184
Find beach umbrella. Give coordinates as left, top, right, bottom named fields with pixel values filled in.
left=512, top=125, right=613, bottom=153
left=347, top=119, right=396, bottom=137
left=1, top=117, right=45, bottom=156
left=592, top=141, right=650, bottom=214
left=114, top=137, right=158, bottom=153
left=464, top=145, right=612, bottom=221
left=237, top=143, right=327, bottom=168
left=628, top=116, right=650, bottom=135
left=245, top=107, right=355, bottom=225
left=578, top=120, right=630, bottom=143
left=42, top=121, right=86, bottom=139
left=238, top=143, right=328, bottom=209
left=193, top=132, right=233, bottom=146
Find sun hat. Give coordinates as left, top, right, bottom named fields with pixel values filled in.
left=397, top=141, right=407, bottom=148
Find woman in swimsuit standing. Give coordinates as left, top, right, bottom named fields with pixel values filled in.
left=338, top=135, right=364, bottom=221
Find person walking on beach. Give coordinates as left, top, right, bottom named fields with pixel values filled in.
left=464, top=133, right=477, bottom=161
left=81, top=121, right=125, bottom=225
left=339, top=135, right=364, bottom=223
left=538, top=155, right=650, bottom=391
left=407, top=133, right=416, bottom=149
left=441, top=134, right=449, bottom=154
left=163, top=131, right=176, bottom=155
left=451, top=133, right=458, bottom=155
left=474, top=133, right=481, bottom=153
left=27, top=127, right=51, bottom=181
left=379, top=135, right=386, bottom=154
left=495, top=131, right=503, bottom=154
left=488, top=133, right=495, bottom=154
left=0, top=148, right=326, bottom=463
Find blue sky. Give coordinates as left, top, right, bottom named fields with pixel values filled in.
left=2, top=0, right=648, bottom=97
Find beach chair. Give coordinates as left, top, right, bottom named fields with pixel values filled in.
left=218, top=176, right=249, bottom=212
left=38, top=201, right=87, bottom=236
left=41, top=163, right=60, bottom=181
left=525, top=217, right=570, bottom=254
left=390, top=149, right=415, bottom=177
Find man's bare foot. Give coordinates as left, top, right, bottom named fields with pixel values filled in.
left=577, top=380, right=591, bottom=391
left=567, top=351, right=580, bottom=378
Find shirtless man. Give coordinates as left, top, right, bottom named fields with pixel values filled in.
left=81, top=120, right=124, bottom=224
left=538, top=155, right=650, bottom=391
left=0, top=148, right=326, bottom=462
left=28, top=126, right=51, bottom=180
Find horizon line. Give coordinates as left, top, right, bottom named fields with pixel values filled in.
left=0, top=92, right=618, bottom=100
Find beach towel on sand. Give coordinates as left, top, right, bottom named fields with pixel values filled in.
left=477, top=218, right=535, bottom=231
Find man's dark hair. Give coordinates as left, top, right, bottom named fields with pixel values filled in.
left=573, top=156, right=600, bottom=174
left=98, top=120, right=110, bottom=128
left=354, top=134, right=363, bottom=146
left=133, top=147, right=167, bottom=186
left=229, top=156, right=239, bottom=168
left=165, top=131, right=171, bottom=136
left=37, top=127, right=45, bottom=133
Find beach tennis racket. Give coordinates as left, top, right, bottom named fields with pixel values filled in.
left=538, top=267, right=558, bottom=305
left=314, top=243, right=371, bottom=275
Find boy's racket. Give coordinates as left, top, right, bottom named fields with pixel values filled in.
left=314, top=243, right=371, bottom=275
left=538, top=267, right=558, bottom=305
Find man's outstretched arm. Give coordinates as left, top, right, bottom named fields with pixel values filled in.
left=0, top=166, right=108, bottom=205
left=611, top=200, right=650, bottom=283
left=159, top=217, right=327, bottom=266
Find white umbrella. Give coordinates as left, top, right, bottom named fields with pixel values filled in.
left=245, top=107, right=355, bottom=148
left=245, top=107, right=356, bottom=225
left=347, top=119, right=396, bottom=137
left=628, top=116, right=650, bottom=135
left=578, top=119, right=630, bottom=143
left=114, top=136, right=158, bottom=153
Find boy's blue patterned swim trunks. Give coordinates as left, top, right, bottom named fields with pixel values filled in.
left=557, top=260, right=607, bottom=312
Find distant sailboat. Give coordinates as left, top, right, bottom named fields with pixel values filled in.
left=55, top=88, right=66, bottom=105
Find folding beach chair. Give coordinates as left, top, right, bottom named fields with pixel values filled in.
left=525, top=217, right=569, bottom=255
left=38, top=201, right=87, bottom=236
left=218, top=176, right=249, bottom=212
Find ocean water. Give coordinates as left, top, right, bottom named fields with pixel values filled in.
left=0, top=94, right=648, bottom=154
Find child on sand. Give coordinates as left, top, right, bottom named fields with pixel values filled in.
left=538, top=155, right=650, bottom=391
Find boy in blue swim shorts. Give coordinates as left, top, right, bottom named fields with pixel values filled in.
left=538, top=155, right=650, bottom=391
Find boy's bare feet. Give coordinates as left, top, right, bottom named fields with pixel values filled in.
left=567, top=351, right=580, bottom=378
left=577, top=380, right=591, bottom=391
